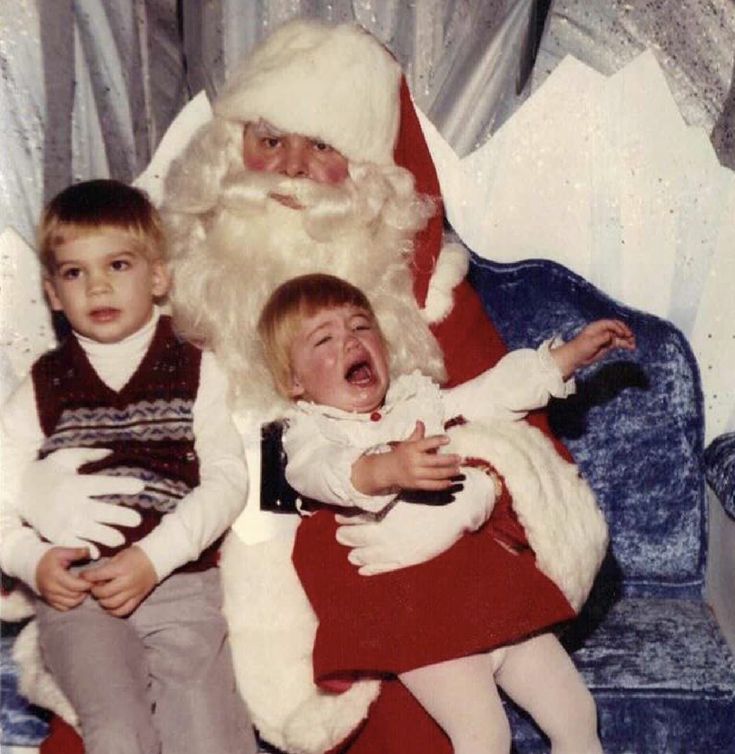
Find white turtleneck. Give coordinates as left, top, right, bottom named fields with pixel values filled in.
left=0, top=309, right=248, bottom=592
left=75, top=307, right=161, bottom=391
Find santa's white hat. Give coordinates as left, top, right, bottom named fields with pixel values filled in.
left=214, top=19, right=401, bottom=165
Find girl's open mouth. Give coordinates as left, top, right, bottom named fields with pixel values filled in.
left=345, top=360, right=374, bottom=386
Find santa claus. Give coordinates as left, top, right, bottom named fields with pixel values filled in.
left=158, top=18, right=604, bottom=754
left=13, top=18, right=606, bottom=754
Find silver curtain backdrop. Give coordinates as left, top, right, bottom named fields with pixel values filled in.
left=1, top=0, right=733, bottom=245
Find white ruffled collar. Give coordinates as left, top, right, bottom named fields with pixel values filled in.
left=293, top=370, right=434, bottom=423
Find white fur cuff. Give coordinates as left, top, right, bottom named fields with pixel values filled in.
left=422, top=242, right=470, bottom=324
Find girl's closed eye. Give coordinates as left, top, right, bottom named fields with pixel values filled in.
left=315, top=335, right=332, bottom=347
left=351, top=315, right=373, bottom=332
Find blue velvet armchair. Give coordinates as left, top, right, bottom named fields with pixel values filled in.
left=466, top=253, right=735, bottom=753
left=2, top=253, right=734, bottom=753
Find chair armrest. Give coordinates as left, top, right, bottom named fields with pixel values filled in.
left=468, top=252, right=707, bottom=598
left=705, top=480, right=735, bottom=655
left=704, top=433, right=735, bottom=653
left=704, top=432, right=735, bottom=519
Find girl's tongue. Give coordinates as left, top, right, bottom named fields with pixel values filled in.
left=345, top=360, right=373, bottom=385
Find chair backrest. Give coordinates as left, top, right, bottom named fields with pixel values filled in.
left=468, top=254, right=707, bottom=599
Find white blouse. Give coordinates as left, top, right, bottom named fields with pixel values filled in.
left=283, top=340, right=573, bottom=514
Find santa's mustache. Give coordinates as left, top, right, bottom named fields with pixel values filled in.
left=219, top=166, right=354, bottom=215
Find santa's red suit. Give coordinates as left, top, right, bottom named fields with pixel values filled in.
left=37, top=21, right=603, bottom=754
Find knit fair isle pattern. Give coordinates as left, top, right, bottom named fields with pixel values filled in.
left=40, top=399, right=195, bottom=513
left=30, top=317, right=219, bottom=568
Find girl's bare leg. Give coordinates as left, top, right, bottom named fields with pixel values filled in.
left=399, top=653, right=510, bottom=754
left=494, top=633, right=603, bottom=754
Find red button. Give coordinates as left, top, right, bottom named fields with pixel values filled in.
left=370, top=411, right=382, bottom=422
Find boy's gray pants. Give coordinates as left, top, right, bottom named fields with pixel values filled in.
left=36, top=568, right=258, bottom=754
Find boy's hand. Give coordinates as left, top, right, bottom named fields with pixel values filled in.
left=80, top=546, right=157, bottom=617
left=353, top=421, right=461, bottom=495
left=550, top=319, right=636, bottom=379
left=36, top=547, right=92, bottom=611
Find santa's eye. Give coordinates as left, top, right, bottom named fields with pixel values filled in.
left=262, top=137, right=281, bottom=149
left=312, top=141, right=331, bottom=152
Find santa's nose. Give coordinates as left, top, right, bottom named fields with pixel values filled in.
left=283, top=140, right=308, bottom=178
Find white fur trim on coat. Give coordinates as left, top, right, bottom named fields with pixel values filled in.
left=220, top=532, right=380, bottom=754
left=0, top=582, right=35, bottom=622
left=215, top=20, right=401, bottom=166
left=447, top=419, right=608, bottom=611
left=421, top=242, right=470, bottom=324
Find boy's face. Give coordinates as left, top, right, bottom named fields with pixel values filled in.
left=43, top=230, right=170, bottom=344
left=288, top=304, right=389, bottom=414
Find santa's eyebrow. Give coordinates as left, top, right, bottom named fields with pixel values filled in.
left=251, top=119, right=285, bottom=138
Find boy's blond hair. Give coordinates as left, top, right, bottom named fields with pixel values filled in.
left=37, top=179, right=166, bottom=273
left=258, top=273, right=381, bottom=399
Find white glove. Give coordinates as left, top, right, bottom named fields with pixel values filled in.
left=335, top=467, right=497, bottom=575
left=19, top=448, right=144, bottom=559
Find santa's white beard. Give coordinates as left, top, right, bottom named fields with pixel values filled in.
left=168, top=171, right=445, bottom=414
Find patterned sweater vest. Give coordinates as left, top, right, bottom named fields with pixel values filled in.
left=31, top=316, right=220, bottom=572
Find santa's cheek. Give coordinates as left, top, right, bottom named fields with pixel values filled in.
left=321, top=163, right=349, bottom=185
left=311, top=154, right=349, bottom=185
left=243, top=150, right=279, bottom=173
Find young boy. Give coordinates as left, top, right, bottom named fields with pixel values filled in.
left=258, top=272, right=635, bottom=753
left=0, top=180, right=257, bottom=754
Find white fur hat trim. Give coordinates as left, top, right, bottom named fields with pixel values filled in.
left=215, top=20, right=401, bottom=165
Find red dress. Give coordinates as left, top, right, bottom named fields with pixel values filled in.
left=293, top=482, right=574, bottom=687
left=308, top=284, right=578, bottom=754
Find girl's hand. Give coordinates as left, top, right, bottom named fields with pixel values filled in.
left=352, top=421, right=461, bottom=495
left=551, top=319, right=636, bottom=379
